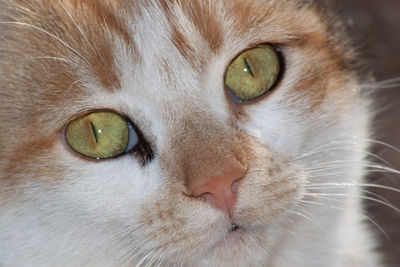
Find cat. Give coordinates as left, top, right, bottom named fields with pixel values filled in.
left=0, top=0, right=384, bottom=266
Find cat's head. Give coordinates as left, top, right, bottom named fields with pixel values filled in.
left=0, top=0, right=370, bottom=265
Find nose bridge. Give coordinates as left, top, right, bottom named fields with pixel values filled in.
left=166, top=114, right=246, bottom=192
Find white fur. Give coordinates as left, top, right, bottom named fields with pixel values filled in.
left=0, top=1, right=382, bottom=266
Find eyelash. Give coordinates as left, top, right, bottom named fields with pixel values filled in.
left=64, top=45, right=286, bottom=164
left=64, top=110, right=155, bottom=165
left=224, top=43, right=286, bottom=104
left=126, top=119, right=155, bottom=166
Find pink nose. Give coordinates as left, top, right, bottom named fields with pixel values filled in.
left=190, top=167, right=246, bottom=217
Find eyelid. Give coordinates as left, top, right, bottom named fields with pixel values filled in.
left=224, top=44, right=283, bottom=103
left=63, top=108, right=155, bottom=165
left=64, top=110, right=133, bottom=159
left=225, top=43, right=284, bottom=81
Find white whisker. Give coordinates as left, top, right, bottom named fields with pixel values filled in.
left=57, top=0, right=97, bottom=55
left=119, top=236, right=153, bottom=266
left=304, top=193, right=400, bottom=213
left=300, top=193, right=390, bottom=239
left=0, top=21, right=87, bottom=63
left=367, top=138, right=400, bottom=154
left=26, top=56, right=72, bottom=63
left=305, top=182, right=400, bottom=194
left=288, top=210, right=324, bottom=230
left=362, top=77, right=400, bottom=90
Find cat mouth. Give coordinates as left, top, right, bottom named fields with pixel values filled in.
left=228, top=222, right=240, bottom=233
left=206, top=222, right=247, bottom=254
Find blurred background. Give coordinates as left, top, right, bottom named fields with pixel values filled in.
left=338, top=1, right=400, bottom=266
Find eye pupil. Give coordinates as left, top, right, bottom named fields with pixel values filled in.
left=225, top=44, right=280, bottom=102
left=243, top=57, right=255, bottom=77
left=90, top=121, right=99, bottom=143
left=66, top=111, right=137, bottom=159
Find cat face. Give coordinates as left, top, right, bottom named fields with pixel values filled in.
left=0, top=0, right=371, bottom=266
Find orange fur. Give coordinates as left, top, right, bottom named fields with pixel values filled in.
left=0, top=1, right=380, bottom=266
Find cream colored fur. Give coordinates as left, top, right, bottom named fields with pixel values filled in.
left=0, top=0, right=382, bottom=266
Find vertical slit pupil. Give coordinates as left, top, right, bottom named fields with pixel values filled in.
left=243, top=57, right=255, bottom=77
left=90, top=121, right=98, bottom=143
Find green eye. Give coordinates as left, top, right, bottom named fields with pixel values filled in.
left=65, top=111, right=138, bottom=159
left=225, top=45, right=280, bottom=102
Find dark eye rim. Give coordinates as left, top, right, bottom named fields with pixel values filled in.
left=64, top=108, right=154, bottom=164
left=224, top=43, right=286, bottom=104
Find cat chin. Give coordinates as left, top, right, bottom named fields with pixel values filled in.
left=133, top=157, right=306, bottom=265
left=0, top=0, right=385, bottom=265
left=197, top=228, right=272, bottom=266
left=138, top=224, right=274, bottom=266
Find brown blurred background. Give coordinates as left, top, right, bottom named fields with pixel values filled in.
left=338, top=1, right=400, bottom=266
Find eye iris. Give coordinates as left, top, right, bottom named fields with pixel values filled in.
left=225, top=45, right=280, bottom=101
left=66, top=111, right=130, bottom=159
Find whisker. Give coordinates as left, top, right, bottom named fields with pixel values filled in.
left=288, top=210, right=324, bottom=230
left=304, top=169, right=397, bottom=182
left=57, top=0, right=97, bottom=55
left=305, top=182, right=400, bottom=194
left=136, top=249, right=156, bottom=267
left=298, top=199, right=325, bottom=207
left=300, top=193, right=390, bottom=239
left=290, top=139, right=359, bottom=162
left=105, top=223, right=145, bottom=259
left=145, top=249, right=159, bottom=267
left=303, top=161, right=400, bottom=175
left=65, top=79, right=82, bottom=92
left=306, top=184, right=394, bottom=207
left=362, top=77, right=400, bottom=90
left=304, top=192, right=400, bottom=213
left=0, top=21, right=87, bottom=63
left=367, top=138, right=400, bottom=154
left=26, top=56, right=72, bottom=63
left=293, top=146, right=394, bottom=169
left=363, top=214, right=390, bottom=240
left=119, top=236, right=153, bottom=266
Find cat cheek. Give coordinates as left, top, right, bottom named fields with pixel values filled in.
left=135, top=132, right=305, bottom=257
left=235, top=162, right=306, bottom=226
left=138, top=188, right=229, bottom=257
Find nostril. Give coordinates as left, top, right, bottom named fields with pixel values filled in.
left=190, top=168, right=246, bottom=197
left=188, top=166, right=247, bottom=216
left=231, top=178, right=242, bottom=194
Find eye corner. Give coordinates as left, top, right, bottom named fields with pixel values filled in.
left=132, top=141, right=156, bottom=166
left=64, top=109, right=150, bottom=161
left=124, top=119, right=156, bottom=165
left=64, top=109, right=155, bottom=164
